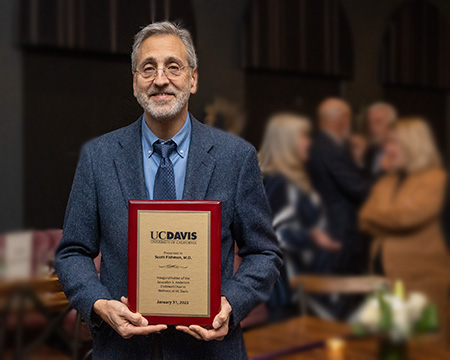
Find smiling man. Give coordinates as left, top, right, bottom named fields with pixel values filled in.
left=54, top=22, right=282, bottom=359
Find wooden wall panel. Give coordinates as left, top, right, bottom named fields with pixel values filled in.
left=242, top=0, right=353, bottom=77
left=381, top=0, right=450, bottom=89
left=18, top=0, right=196, bottom=54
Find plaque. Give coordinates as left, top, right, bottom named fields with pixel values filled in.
left=128, top=200, right=221, bottom=325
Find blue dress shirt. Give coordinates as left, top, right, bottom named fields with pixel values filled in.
left=141, top=113, right=191, bottom=200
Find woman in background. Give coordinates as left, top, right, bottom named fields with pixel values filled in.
left=259, top=113, right=341, bottom=320
left=360, top=118, right=450, bottom=344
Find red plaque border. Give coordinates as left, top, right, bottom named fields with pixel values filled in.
left=128, top=200, right=221, bottom=325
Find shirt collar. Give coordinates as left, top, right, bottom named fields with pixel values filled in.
left=142, top=113, right=191, bottom=159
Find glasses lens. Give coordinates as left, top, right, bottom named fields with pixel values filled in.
left=140, top=67, right=156, bottom=79
left=166, top=66, right=182, bottom=78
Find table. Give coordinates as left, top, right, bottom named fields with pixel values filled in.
left=243, top=316, right=450, bottom=360
left=0, top=277, right=81, bottom=360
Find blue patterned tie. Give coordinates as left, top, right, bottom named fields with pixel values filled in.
left=153, top=140, right=177, bottom=200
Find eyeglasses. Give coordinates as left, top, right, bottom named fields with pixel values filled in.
left=134, top=65, right=192, bottom=80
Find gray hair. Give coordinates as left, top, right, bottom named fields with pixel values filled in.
left=131, top=21, right=197, bottom=72
left=367, top=102, right=398, bottom=123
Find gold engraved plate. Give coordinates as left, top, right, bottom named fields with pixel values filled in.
left=137, top=210, right=210, bottom=317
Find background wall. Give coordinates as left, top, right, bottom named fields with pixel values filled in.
left=1, top=0, right=450, bottom=231
left=0, top=0, right=23, bottom=231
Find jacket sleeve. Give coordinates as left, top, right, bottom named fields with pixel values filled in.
left=325, top=147, right=371, bottom=204
left=54, top=143, right=112, bottom=327
left=360, top=171, right=447, bottom=232
left=222, top=147, right=283, bottom=329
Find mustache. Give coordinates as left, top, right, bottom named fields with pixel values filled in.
left=147, top=86, right=176, bottom=97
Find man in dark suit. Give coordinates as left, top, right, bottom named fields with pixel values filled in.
left=307, top=98, right=371, bottom=275
left=55, top=22, right=282, bottom=360
left=363, top=102, right=397, bottom=180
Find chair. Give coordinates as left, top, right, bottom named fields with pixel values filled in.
left=0, top=276, right=79, bottom=359
left=0, top=229, right=90, bottom=359
left=290, top=275, right=390, bottom=319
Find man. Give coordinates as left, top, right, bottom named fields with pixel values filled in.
left=55, top=22, right=282, bottom=359
left=307, top=98, right=371, bottom=276
left=364, top=102, right=398, bottom=178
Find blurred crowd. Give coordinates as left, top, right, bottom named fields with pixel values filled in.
left=258, top=98, right=450, bottom=344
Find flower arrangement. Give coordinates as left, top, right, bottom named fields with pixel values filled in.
left=353, top=281, right=439, bottom=342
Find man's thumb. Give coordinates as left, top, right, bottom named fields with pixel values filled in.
left=125, top=309, right=148, bottom=326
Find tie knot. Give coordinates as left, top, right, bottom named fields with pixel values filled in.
left=153, top=140, right=177, bottom=159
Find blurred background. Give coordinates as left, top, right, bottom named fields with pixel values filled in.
left=1, top=0, right=450, bottom=359
left=1, top=0, right=450, bottom=231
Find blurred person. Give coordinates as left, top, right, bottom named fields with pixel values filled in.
left=204, top=97, right=246, bottom=136
left=308, top=98, right=371, bottom=276
left=360, top=118, right=450, bottom=344
left=54, top=21, right=282, bottom=359
left=349, top=133, right=369, bottom=168
left=364, top=102, right=398, bottom=178
left=259, top=113, right=341, bottom=320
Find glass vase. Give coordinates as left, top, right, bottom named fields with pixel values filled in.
left=378, top=338, right=408, bottom=360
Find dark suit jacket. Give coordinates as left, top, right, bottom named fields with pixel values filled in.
left=307, top=131, right=370, bottom=274
left=54, top=116, right=282, bottom=360
left=363, top=144, right=384, bottom=180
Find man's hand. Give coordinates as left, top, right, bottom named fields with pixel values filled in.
left=310, top=228, right=342, bottom=252
left=93, top=296, right=167, bottom=339
left=176, top=297, right=232, bottom=341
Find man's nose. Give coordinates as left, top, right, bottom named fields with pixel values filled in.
left=153, top=69, right=170, bottom=87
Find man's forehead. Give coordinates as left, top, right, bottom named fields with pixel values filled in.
left=369, top=111, right=389, bottom=123
left=137, top=34, right=188, bottom=63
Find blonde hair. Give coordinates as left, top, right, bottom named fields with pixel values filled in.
left=395, top=117, right=442, bottom=173
left=259, top=113, right=312, bottom=192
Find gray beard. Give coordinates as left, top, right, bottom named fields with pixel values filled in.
left=136, top=85, right=191, bottom=121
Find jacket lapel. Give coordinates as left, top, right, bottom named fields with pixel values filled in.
left=114, top=119, right=148, bottom=206
left=182, top=116, right=216, bottom=200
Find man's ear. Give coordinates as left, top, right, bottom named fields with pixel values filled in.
left=190, top=67, right=198, bottom=94
left=132, top=73, right=137, bottom=97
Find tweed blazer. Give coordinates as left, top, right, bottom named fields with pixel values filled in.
left=54, top=115, right=282, bottom=360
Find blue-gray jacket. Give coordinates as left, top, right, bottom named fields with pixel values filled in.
left=54, top=116, right=282, bottom=360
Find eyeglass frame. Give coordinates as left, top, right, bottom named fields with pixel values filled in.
left=133, top=64, right=194, bottom=80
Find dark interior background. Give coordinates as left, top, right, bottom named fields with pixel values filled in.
left=2, top=0, right=450, bottom=231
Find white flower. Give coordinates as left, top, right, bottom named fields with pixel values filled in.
left=354, top=289, right=431, bottom=341
left=390, top=296, right=410, bottom=341
left=358, top=297, right=380, bottom=331
left=406, top=292, right=428, bottom=322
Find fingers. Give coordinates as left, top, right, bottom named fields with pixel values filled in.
left=118, top=324, right=167, bottom=339
left=121, top=306, right=148, bottom=327
left=212, top=309, right=227, bottom=330
left=189, top=325, right=228, bottom=341
left=176, top=324, right=228, bottom=341
left=176, top=298, right=231, bottom=341
left=129, top=324, right=167, bottom=336
left=97, top=298, right=168, bottom=339
left=213, top=298, right=232, bottom=329
left=328, top=240, right=342, bottom=251
left=176, top=325, right=203, bottom=340
left=118, top=297, right=149, bottom=326
left=314, top=233, right=342, bottom=252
